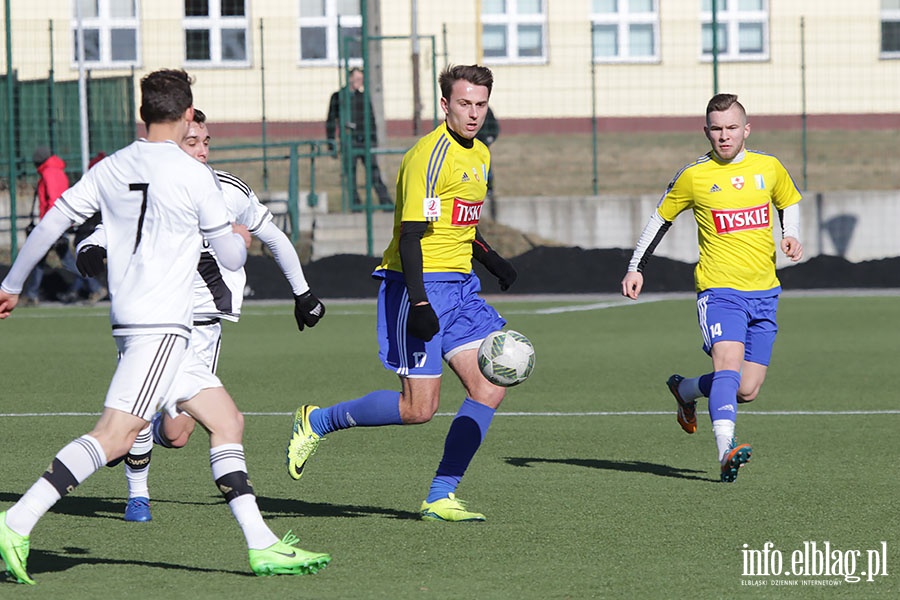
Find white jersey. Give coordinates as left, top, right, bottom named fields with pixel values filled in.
left=192, top=169, right=273, bottom=322
left=54, top=139, right=232, bottom=338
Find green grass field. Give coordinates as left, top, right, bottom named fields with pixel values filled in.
left=1, top=294, right=898, bottom=598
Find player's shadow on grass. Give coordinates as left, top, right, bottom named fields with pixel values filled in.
left=0, top=492, right=223, bottom=522
left=504, top=457, right=714, bottom=481
left=0, top=492, right=419, bottom=522
left=255, top=495, right=420, bottom=521
left=0, top=546, right=251, bottom=582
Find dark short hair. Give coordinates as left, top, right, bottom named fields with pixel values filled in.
left=439, top=64, right=493, bottom=100
left=139, top=69, right=194, bottom=126
left=193, top=108, right=207, bottom=124
left=706, top=93, right=746, bottom=122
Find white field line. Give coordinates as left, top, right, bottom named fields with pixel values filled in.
left=2, top=410, right=899, bottom=418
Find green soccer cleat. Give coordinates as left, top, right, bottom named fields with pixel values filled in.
left=720, top=442, right=752, bottom=483
left=0, top=511, right=35, bottom=585
left=286, top=405, right=323, bottom=481
left=420, top=494, right=486, bottom=522
left=248, top=531, right=331, bottom=576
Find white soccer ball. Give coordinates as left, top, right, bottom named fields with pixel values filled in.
left=477, top=330, right=535, bottom=387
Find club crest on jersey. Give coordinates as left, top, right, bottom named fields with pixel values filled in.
left=731, top=176, right=745, bottom=190
left=423, top=197, right=441, bottom=222
left=711, top=202, right=770, bottom=234
left=472, top=167, right=481, bottom=182
left=451, top=198, right=483, bottom=226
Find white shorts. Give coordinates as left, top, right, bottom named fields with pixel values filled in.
left=106, top=334, right=222, bottom=421
left=191, top=320, right=223, bottom=374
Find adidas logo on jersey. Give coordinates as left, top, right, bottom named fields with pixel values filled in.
left=710, top=184, right=722, bottom=193
left=461, top=172, right=470, bottom=182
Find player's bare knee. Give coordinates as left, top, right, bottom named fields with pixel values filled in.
left=166, top=418, right=196, bottom=447
left=738, top=387, right=760, bottom=403
left=402, top=404, right=437, bottom=424
left=169, top=432, right=192, bottom=448
left=469, top=382, right=506, bottom=409
left=399, top=392, right=439, bottom=424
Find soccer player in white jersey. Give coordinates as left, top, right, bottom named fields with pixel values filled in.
left=0, top=69, right=330, bottom=585
left=621, top=93, right=803, bottom=483
left=78, top=109, right=326, bottom=522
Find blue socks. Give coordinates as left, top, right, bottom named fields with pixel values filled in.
left=426, top=398, right=496, bottom=503
left=698, top=372, right=713, bottom=397
left=309, top=389, right=402, bottom=435
left=708, top=369, right=741, bottom=423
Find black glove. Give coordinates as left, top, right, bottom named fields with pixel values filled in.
left=76, top=244, right=107, bottom=277
left=407, top=303, right=440, bottom=342
left=294, top=290, right=326, bottom=331
left=481, top=251, right=517, bottom=291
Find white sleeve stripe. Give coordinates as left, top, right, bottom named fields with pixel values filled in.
left=779, top=202, right=800, bottom=239
left=202, top=222, right=233, bottom=239
left=627, top=211, right=671, bottom=272
left=54, top=195, right=95, bottom=223
left=215, top=170, right=252, bottom=196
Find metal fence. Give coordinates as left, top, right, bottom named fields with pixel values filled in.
left=2, top=6, right=898, bottom=256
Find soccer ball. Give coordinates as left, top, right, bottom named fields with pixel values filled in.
left=477, top=330, right=535, bottom=387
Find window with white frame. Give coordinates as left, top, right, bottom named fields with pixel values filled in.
left=700, top=0, right=769, bottom=61
left=882, top=0, right=900, bottom=56
left=298, top=0, right=362, bottom=63
left=71, top=0, right=140, bottom=68
left=183, top=0, right=250, bottom=66
left=591, top=0, right=659, bottom=63
left=481, top=0, right=547, bottom=64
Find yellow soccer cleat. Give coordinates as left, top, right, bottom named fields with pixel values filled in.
left=286, top=405, right=323, bottom=481
left=420, top=494, right=486, bottom=522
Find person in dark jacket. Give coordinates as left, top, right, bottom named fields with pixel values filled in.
left=475, top=107, right=500, bottom=198
left=326, top=67, right=392, bottom=205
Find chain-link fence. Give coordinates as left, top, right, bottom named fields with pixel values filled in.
left=2, top=4, right=898, bottom=256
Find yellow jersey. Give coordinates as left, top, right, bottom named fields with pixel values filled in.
left=658, top=150, right=802, bottom=292
left=378, top=122, right=490, bottom=275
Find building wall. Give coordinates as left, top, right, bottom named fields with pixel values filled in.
left=493, top=190, right=900, bottom=266
left=2, top=2, right=897, bottom=128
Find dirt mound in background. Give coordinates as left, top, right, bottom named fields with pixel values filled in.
left=4, top=249, right=899, bottom=301
left=247, top=248, right=900, bottom=299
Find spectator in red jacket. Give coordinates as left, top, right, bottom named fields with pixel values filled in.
left=22, top=147, right=104, bottom=306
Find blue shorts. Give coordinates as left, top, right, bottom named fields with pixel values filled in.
left=375, top=271, right=506, bottom=377
left=696, top=288, right=780, bottom=366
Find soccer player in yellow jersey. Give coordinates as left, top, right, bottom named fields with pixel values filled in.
left=286, top=65, right=517, bottom=520
left=621, top=93, right=803, bottom=483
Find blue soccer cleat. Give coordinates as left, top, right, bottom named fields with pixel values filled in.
left=124, top=497, right=152, bottom=522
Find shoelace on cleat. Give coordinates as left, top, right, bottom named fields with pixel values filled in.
left=281, top=530, right=300, bottom=547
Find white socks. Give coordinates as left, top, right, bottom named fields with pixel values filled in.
left=712, top=419, right=736, bottom=464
